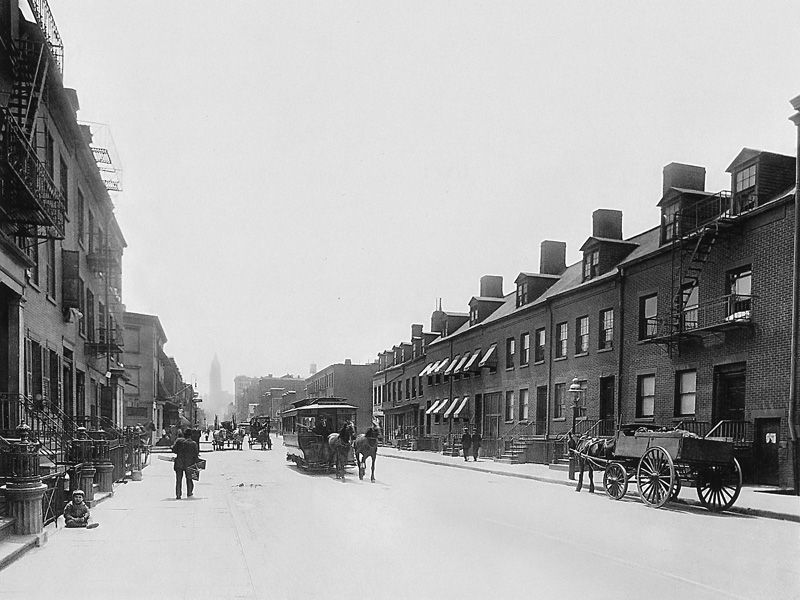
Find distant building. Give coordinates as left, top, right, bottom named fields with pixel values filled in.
left=305, top=360, right=377, bottom=432
left=235, top=374, right=306, bottom=422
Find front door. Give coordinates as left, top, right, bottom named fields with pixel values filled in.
left=599, top=376, right=615, bottom=434
left=535, top=386, right=547, bottom=435
left=713, top=363, right=746, bottom=422
left=754, top=419, right=780, bottom=486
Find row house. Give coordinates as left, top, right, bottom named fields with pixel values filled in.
left=306, top=359, right=377, bottom=433
left=372, top=324, right=437, bottom=445
left=385, top=146, right=797, bottom=488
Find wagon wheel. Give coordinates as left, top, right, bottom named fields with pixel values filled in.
left=636, top=446, right=675, bottom=508
left=603, top=462, right=628, bottom=500
left=696, top=458, right=742, bottom=512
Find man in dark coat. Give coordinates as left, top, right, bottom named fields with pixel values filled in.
left=172, top=429, right=199, bottom=499
left=471, top=430, right=482, bottom=461
left=461, top=428, right=472, bottom=462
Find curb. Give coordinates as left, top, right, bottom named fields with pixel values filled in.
left=382, top=452, right=800, bottom=523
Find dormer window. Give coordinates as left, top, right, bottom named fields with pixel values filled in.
left=583, top=250, right=599, bottom=281
left=516, top=282, right=528, bottom=308
left=734, top=164, right=756, bottom=193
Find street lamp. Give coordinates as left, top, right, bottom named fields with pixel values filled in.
left=568, top=378, right=584, bottom=481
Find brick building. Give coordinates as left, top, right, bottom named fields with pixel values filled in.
left=378, top=147, right=798, bottom=488
left=306, top=360, right=377, bottom=432
left=234, top=373, right=306, bottom=422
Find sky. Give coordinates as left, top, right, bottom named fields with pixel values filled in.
left=49, top=1, right=799, bottom=399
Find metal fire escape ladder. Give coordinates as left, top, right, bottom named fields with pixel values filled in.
left=7, top=41, right=49, bottom=141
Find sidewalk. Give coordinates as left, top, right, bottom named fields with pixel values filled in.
left=380, top=445, right=800, bottom=522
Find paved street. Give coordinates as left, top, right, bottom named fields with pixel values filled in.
left=3, top=440, right=798, bottom=600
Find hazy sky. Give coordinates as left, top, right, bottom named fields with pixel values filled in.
left=52, top=1, right=798, bottom=396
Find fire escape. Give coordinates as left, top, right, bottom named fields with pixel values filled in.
left=0, top=0, right=66, bottom=247
left=647, top=191, right=753, bottom=356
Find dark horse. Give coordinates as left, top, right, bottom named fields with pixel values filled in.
left=567, top=431, right=615, bottom=493
left=354, top=423, right=382, bottom=482
left=327, top=421, right=355, bottom=480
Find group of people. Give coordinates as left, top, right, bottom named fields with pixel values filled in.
left=460, top=428, right=482, bottom=462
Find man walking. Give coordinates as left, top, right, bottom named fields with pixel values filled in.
left=461, top=427, right=472, bottom=462
left=471, top=429, right=482, bottom=461
left=172, top=429, right=199, bottom=499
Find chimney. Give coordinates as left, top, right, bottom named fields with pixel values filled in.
left=309, top=363, right=317, bottom=375
left=662, top=163, right=705, bottom=196
left=345, top=358, right=352, bottom=366
left=540, top=240, right=566, bottom=275
left=431, top=309, right=446, bottom=334
left=411, top=323, right=423, bottom=338
left=592, top=209, right=623, bottom=240
left=479, top=275, right=503, bottom=298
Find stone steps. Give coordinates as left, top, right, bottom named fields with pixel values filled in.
left=0, top=511, right=44, bottom=572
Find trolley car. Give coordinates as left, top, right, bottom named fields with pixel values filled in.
left=281, top=397, right=358, bottom=471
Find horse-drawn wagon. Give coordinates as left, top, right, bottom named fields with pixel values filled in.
left=281, top=397, right=357, bottom=474
left=570, top=424, right=742, bottom=512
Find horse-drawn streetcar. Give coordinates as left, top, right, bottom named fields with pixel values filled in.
left=570, top=424, right=742, bottom=512
left=281, top=397, right=358, bottom=474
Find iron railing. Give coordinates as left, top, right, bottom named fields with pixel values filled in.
left=705, top=420, right=753, bottom=445
left=649, top=294, right=755, bottom=340
left=25, top=0, right=63, bottom=74
left=675, top=420, right=711, bottom=437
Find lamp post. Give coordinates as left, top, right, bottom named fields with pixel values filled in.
left=568, top=378, right=584, bottom=480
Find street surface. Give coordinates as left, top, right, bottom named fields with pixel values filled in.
left=3, top=438, right=798, bottom=600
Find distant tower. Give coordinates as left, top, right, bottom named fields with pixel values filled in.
left=210, top=354, right=221, bottom=398
left=310, top=363, right=317, bottom=375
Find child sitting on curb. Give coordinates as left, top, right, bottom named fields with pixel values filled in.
left=63, top=490, right=99, bottom=529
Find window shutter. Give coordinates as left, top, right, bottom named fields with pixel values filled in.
left=61, top=250, right=80, bottom=309
left=24, top=338, right=33, bottom=398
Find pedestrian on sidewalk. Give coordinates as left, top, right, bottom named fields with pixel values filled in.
left=461, top=427, right=472, bottom=461
left=471, top=430, right=482, bottom=461
left=172, top=429, right=199, bottom=499
left=63, top=490, right=99, bottom=528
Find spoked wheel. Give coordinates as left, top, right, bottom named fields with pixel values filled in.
left=636, top=446, right=675, bottom=508
left=696, top=458, right=742, bottom=512
left=603, top=462, right=628, bottom=500
left=671, top=478, right=682, bottom=501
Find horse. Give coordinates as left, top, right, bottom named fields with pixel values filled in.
left=567, top=431, right=615, bottom=493
left=212, top=429, right=225, bottom=451
left=354, top=423, right=382, bottom=482
left=327, top=421, right=355, bottom=480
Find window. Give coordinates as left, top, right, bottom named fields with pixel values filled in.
left=46, top=239, right=56, bottom=298
left=27, top=241, right=39, bottom=285
left=583, top=249, right=599, bottom=280
left=88, top=212, right=95, bottom=253
left=60, top=157, right=69, bottom=200
left=77, top=278, right=85, bottom=335
left=599, top=309, right=614, bottom=349
left=504, top=390, right=515, bottom=421
left=682, top=285, right=698, bottom=330
left=520, top=332, right=530, bottom=366
left=516, top=281, right=528, bottom=307
left=675, top=370, right=696, bottom=416
left=77, top=189, right=85, bottom=245
left=575, top=316, right=589, bottom=354
left=470, top=306, right=479, bottom=325
left=556, top=322, right=568, bottom=358
left=86, top=289, right=95, bottom=341
left=553, top=383, right=566, bottom=419
left=405, top=378, right=410, bottom=399
left=735, top=164, right=756, bottom=192
left=662, top=202, right=679, bottom=243
left=506, top=337, right=515, bottom=369
left=520, top=388, right=529, bottom=420
left=534, top=328, right=545, bottom=362
left=44, top=128, right=54, bottom=178
left=726, top=266, right=752, bottom=317
left=637, top=374, right=655, bottom=418
left=639, top=294, right=658, bottom=339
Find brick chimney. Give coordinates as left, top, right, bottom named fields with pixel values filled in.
left=662, top=163, right=705, bottom=196
left=592, top=209, right=623, bottom=240
left=479, top=275, right=503, bottom=298
left=411, top=323, right=423, bottom=338
left=540, top=240, right=566, bottom=275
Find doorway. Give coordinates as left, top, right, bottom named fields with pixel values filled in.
left=599, top=376, right=615, bottom=433
left=754, top=419, right=780, bottom=486
left=713, top=362, right=746, bottom=422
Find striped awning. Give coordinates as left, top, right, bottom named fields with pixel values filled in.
left=452, top=397, right=469, bottom=418
left=462, top=349, right=482, bottom=373
left=443, top=355, right=461, bottom=376
left=425, top=399, right=442, bottom=415
left=452, top=353, right=472, bottom=374
left=419, top=361, right=437, bottom=377
left=432, top=398, right=450, bottom=415
left=478, top=343, right=498, bottom=368
left=432, top=358, right=450, bottom=374
left=443, top=397, right=460, bottom=418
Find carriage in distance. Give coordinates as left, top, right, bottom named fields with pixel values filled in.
left=281, top=397, right=358, bottom=471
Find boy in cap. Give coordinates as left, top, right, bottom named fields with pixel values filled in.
left=63, top=490, right=99, bottom=528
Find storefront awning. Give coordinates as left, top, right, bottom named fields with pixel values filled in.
left=462, top=349, right=482, bottom=373
left=478, top=343, right=498, bottom=368
left=452, top=353, right=472, bottom=374
left=432, top=358, right=450, bottom=374
left=452, top=397, right=469, bottom=418
left=443, top=355, right=461, bottom=376
left=443, top=397, right=460, bottom=418
left=432, top=398, right=450, bottom=415
left=419, top=362, right=436, bottom=377
left=425, top=399, right=443, bottom=415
